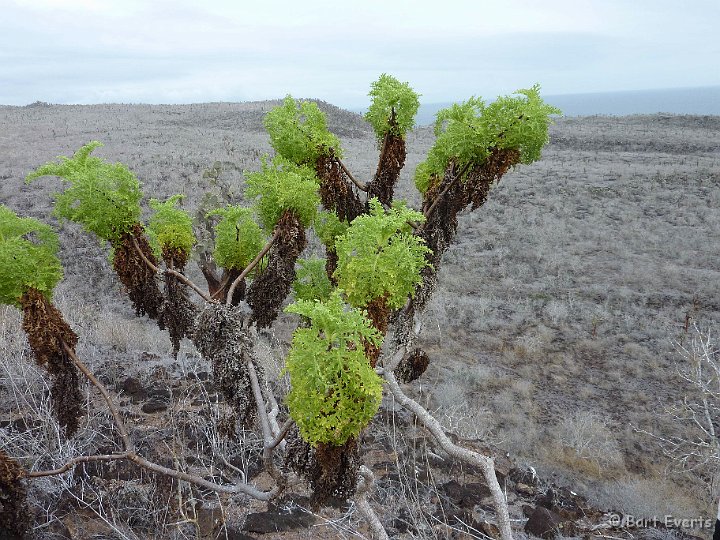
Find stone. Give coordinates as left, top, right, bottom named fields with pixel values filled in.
left=214, top=527, right=256, bottom=540
left=522, top=504, right=535, bottom=518
left=525, top=506, right=562, bottom=539
left=141, top=400, right=168, bottom=413
left=243, top=506, right=316, bottom=533
left=536, top=486, right=588, bottom=520
left=515, top=482, right=537, bottom=497
left=148, top=384, right=172, bottom=400
left=121, top=376, right=147, bottom=402
left=476, top=520, right=501, bottom=539
left=509, top=465, right=540, bottom=486
left=441, top=480, right=492, bottom=508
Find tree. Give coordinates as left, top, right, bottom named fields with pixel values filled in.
left=640, top=324, right=720, bottom=498
left=0, top=74, right=560, bottom=539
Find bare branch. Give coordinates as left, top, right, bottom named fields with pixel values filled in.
left=355, top=466, right=389, bottom=540
left=128, top=453, right=277, bottom=500
left=27, top=452, right=130, bottom=478
left=379, top=367, right=514, bottom=540
left=131, top=237, right=213, bottom=303
left=46, top=342, right=279, bottom=501
left=64, top=343, right=133, bottom=451
left=226, top=231, right=279, bottom=306
left=269, top=418, right=294, bottom=451
left=248, top=358, right=285, bottom=487
left=336, top=157, right=368, bottom=192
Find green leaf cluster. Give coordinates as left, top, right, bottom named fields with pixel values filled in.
left=365, top=73, right=420, bottom=142
left=264, top=96, right=343, bottom=165
left=245, top=156, right=321, bottom=230
left=415, top=85, right=561, bottom=193
left=314, top=210, right=349, bottom=249
left=148, top=195, right=195, bottom=257
left=293, top=257, right=332, bottom=303
left=208, top=205, right=265, bottom=271
left=284, top=292, right=383, bottom=446
left=26, top=141, right=142, bottom=243
left=0, top=205, right=63, bottom=307
left=334, top=199, right=430, bottom=309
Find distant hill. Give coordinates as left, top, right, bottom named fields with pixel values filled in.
left=353, top=86, right=720, bottom=125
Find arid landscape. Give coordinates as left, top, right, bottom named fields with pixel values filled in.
left=1, top=101, right=719, bottom=539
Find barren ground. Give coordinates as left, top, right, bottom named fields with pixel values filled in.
left=1, top=102, right=719, bottom=538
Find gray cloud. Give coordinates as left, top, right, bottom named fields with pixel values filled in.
left=1, top=0, right=718, bottom=107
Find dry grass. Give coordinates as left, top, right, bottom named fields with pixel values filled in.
left=1, top=104, right=719, bottom=533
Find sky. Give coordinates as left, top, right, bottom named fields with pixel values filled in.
left=2, top=0, right=719, bottom=108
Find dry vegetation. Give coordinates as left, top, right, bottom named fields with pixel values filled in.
left=1, top=102, right=719, bottom=538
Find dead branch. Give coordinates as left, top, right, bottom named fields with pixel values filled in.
left=226, top=230, right=279, bottom=306
left=379, top=367, right=513, bottom=540
left=247, top=358, right=286, bottom=486
left=26, top=342, right=279, bottom=501
left=131, top=237, right=213, bottom=303
left=336, top=156, right=368, bottom=192
left=354, top=465, right=389, bottom=540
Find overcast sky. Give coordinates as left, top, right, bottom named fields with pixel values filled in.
left=2, top=0, right=719, bottom=108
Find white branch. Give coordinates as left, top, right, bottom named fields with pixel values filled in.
left=379, top=368, right=513, bottom=540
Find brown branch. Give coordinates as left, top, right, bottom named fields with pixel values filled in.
left=268, top=418, right=294, bottom=451
left=131, top=238, right=213, bottom=303
left=226, top=230, right=279, bottom=306
left=373, top=130, right=392, bottom=181
left=210, top=275, right=231, bottom=300
left=336, top=156, right=367, bottom=192
left=421, top=160, right=473, bottom=222
left=371, top=107, right=397, bottom=184
left=64, top=343, right=133, bottom=451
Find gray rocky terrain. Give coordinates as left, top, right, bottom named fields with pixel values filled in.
left=1, top=101, right=719, bottom=539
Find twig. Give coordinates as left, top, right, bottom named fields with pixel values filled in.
left=29, top=342, right=278, bottom=501
left=355, top=465, right=389, bottom=540
left=131, top=237, right=213, bottom=303
left=268, top=418, right=294, bottom=451
left=247, top=358, right=285, bottom=487
left=336, top=157, right=367, bottom=192
left=421, top=160, right=473, bottom=222
left=226, top=231, right=279, bottom=306
left=379, top=367, right=513, bottom=540
left=27, top=453, right=130, bottom=478
left=64, top=343, right=133, bottom=451
left=127, top=453, right=276, bottom=499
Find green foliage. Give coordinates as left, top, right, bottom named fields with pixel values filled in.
left=208, top=205, right=265, bottom=271
left=415, top=85, right=561, bottom=193
left=334, top=199, right=430, bottom=309
left=365, top=73, right=420, bottom=142
left=314, top=210, right=349, bottom=249
left=264, top=96, right=343, bottom=165
left=245, top=156, right=321, bottom=230
left=148, top=195, right=195, bottom=257
left=293, top=257, right=332, bottom=302
left=26, top=141, right=142, bottom=243
left=284, top=292, right=383, bottom=446
left=0, top=205, right=63, bottom=307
